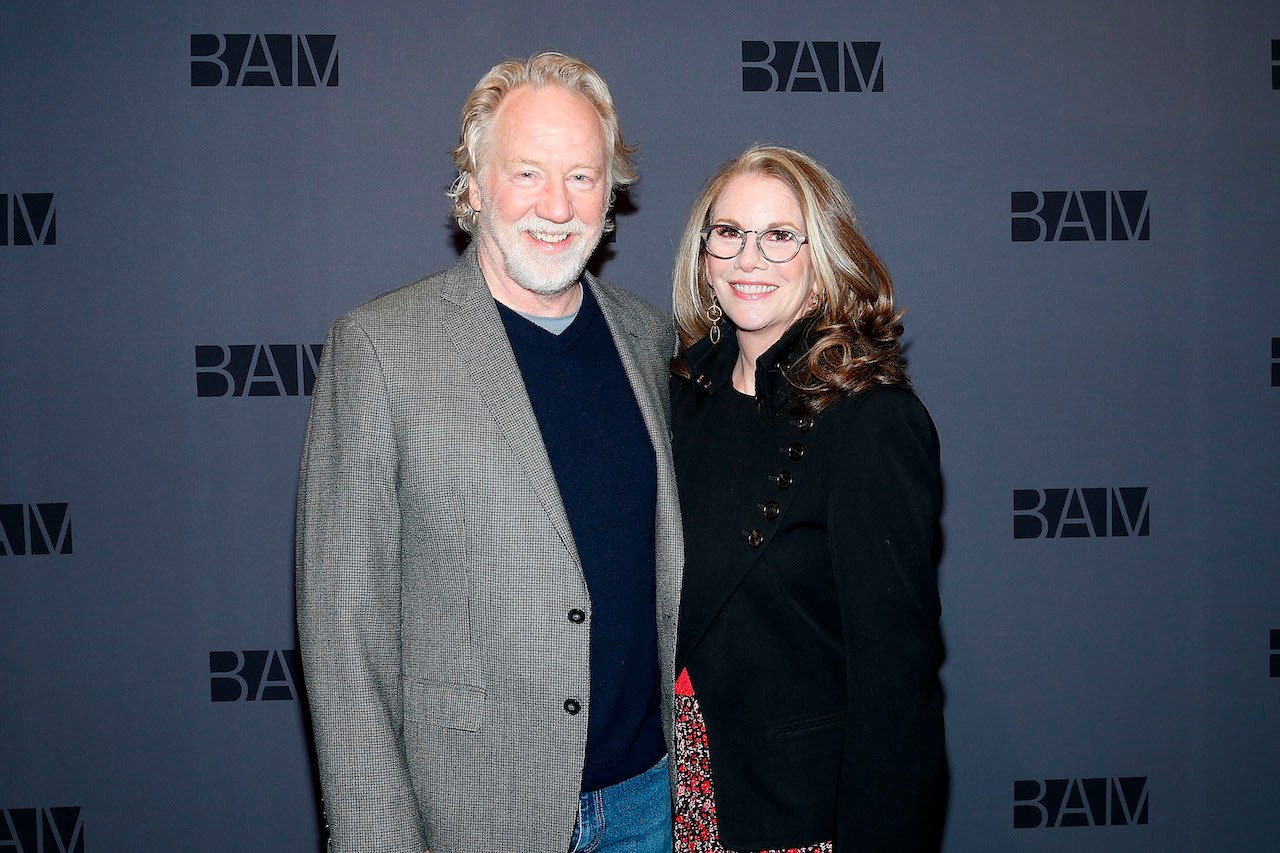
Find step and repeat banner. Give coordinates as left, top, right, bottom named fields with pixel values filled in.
left=3, top=2, right=1277, bottom=851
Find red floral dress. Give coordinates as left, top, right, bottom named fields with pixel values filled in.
left=673, top=669, right=834, bottom=853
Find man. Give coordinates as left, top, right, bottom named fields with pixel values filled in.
left=295, top=52, right=681, bottom=853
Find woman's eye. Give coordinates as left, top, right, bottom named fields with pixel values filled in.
left=713, top=225, right=741, bottom=238
left=764, top=229, right=796, bottom=243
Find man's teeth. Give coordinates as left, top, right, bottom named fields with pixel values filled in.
left=530, top=231, right=570, bottom=243
left=732, top=283, right=777, bottom=294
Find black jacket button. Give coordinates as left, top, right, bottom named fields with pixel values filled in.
left=746, top=529, right=764, bottom=548
left=568, top=609, right=585, bottom=623
left=774, top=470, right=794, bottom=490
left=564, top=698, right=581, bottom=715
left=786, top=442, right=805, bottom=460
left=762, top=501, right=780, bottom=520
left=796, top=415, right=814, bottom=431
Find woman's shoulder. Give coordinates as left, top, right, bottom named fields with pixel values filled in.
left=821, top=384, right=938, bottom=454
left=830, top=383, right=929, bottom=423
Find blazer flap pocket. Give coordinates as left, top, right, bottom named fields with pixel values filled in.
left=406, top=678, right=485, bottom=733
left=773, top=709, right=845, bottom=737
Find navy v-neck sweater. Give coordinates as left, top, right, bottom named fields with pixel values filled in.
left=496, top=284, right=665, bottom=791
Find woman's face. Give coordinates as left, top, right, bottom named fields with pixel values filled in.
left=703, top=174, right=816, bottom=357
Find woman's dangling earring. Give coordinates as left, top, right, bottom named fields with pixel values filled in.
left=706, top=297, right=724, bottom=345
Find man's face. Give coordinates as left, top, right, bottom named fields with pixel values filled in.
left=468, top=85, right=609, bottom=297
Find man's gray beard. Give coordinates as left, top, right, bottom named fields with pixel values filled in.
left=475, top=197, right=604, bottom=296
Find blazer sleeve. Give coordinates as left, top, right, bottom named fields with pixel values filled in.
left=828, top=388, right=945, bottom=852
left=295, top=316, right=427, bottom=852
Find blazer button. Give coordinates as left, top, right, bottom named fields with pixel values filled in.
left=774, top=470, right=794, bottom=490
left=746, top=529, right=764, bottom=548
left=761, top=501, right=780, bottom=520
left=796, top=415, right=814, bottom=431
left=564, top=698, right=582, bottom=715
left=568, top=608, right=586, bottom=624
left=696, top=374, right=712, bottom=390
left=786, top=442, right=806, bottom=460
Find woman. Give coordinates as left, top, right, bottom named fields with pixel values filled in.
left=669, top=146, right=944, bottom=853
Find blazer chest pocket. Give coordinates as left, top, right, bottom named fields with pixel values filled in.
left=773, top=709, right=844, bottom=738
left=406, top=677, right=485, bottom=733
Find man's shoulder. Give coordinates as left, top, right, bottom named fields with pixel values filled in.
left=337, top=254, right=476, bottom=331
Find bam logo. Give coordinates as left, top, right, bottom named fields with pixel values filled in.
left=1014, top=777, right=1148, bottom=828
left=210, top=649, right=302, bottom=701
left=190, top=34, right=338, bottom=87
left=2, top=193, right=56, bottom=246
left=1013, top=487, right=1149, bottom=539
left=0, top=806, right=84, bottom=852
left=0, top=504, right=73, bottom=556
left=1011, top=191, right=1149, bottom=241
left=742, top=41, right=883, bottom=92
left=1271, top=338, right=1279, bottom=387
left=1271, top=630, right=1279, bottom=677
left=195, top=344, right=323, bottom=397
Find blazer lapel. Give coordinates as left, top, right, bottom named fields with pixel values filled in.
left=439, top=246, right=579, bottom=562
left=589, top=277, right=666, bottom=462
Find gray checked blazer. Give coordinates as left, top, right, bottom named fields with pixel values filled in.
left=295, top=245, right=683, bottom=853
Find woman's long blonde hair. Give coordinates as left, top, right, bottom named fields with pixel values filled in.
left=672, top=145, right=908, bottom=414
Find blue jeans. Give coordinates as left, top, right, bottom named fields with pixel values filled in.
left=568, top=755, right=672, bottom=853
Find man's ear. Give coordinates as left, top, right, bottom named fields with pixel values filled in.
left=465, top=172, right=482, bottom=213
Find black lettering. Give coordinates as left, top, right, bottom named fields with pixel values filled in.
left=246, top=345, right=287, bottom=396
left=258, top=649, right=301, bottom=700
left=297, top=35, right=339, bottom=86
left=30, top=503, right=72, bottom=555
left=741, top=41, right=777, bottom=91
left=190, top=33, right=230, bottom=86
left=237, top=33, right=286, bottom=86
left=11, top=193, right=56, bottom=245
left=846, top=41, right=883, bottom=91
left=0, top=504, right=25, bottom=556
left=1012, top=779, right=1049, bottom=828
left=1012, top=489, right=1047, bottom=538
left=1111, top=191, right=1150, bottom=241
left=1110, top=487, right=1150, bottom=536
left=1110, top=776, right=1149, bottom=825
left=1010, top=192, right=1045, bottom=241
left=787, top=41, right=827, bottom=92
left=195, top=345, right=235, bottom=397
left=210, top=650, right=249, bottom=701
left=302, top=344, right=324, bottom=396
left=0, top=808, right=39, bottom=851
left=1056, top=487, right=1106, bottom=538
left=44, top=807, right=84, bottom=853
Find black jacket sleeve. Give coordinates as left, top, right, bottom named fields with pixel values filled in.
left=828, top=387, right=945, bottom=851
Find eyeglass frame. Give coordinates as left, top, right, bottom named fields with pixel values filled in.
left=699, top=224, right=810, bottom=264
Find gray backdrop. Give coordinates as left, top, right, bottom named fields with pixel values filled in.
left=3, top=1, right=1277, bottom=850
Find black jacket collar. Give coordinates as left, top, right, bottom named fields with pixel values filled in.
left=678, top=319, right=817, bottom=419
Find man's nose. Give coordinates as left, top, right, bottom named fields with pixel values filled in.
left=537, top=180, right=573, bottom=223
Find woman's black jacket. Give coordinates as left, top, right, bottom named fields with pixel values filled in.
left=672, top=323, right=945, bottom=852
